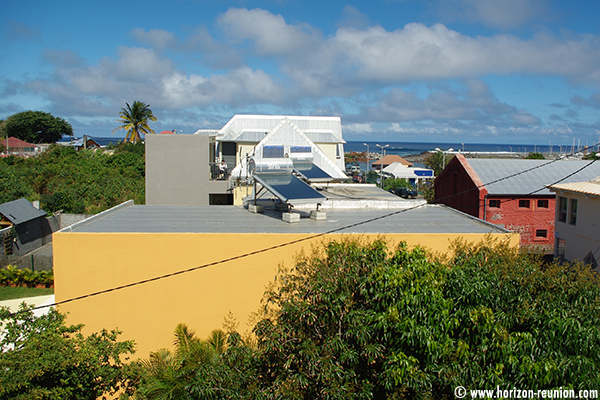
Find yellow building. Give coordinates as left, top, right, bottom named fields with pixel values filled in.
left=54, top=201, right=518, bottom=358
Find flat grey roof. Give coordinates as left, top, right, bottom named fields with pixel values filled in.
left=467, top=159, right=600, bottom=195
left=64, top=202, right=509, bottom=235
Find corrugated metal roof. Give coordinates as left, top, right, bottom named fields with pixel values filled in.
left=218, top=115, right=345, bottom=143
left=549, top=178, right=600, bottom=197
left=0, top=198, right=47, bottom=225
left=63, top=203, right=509, bottom=235
left=304, top=132, right=345, bottom=144
left=465, top=159, right=600, bottom=195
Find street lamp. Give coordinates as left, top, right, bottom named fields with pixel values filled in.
left=435, top=147, right=453, bottom=171
left=375, top=144, right=389, bottom=188
left=363, top=143, right=369, bottom=172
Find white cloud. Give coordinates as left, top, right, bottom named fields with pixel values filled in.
left=218, top=8, right=322, bottom=57
left=7, top=7, right=600, bottom=144
left=162, top=67, right=283, bottom=108
left=434, top=0, right=552, bottom=30
left=331, top=24, right=600, bottom=84
left=130, top=28, right=177, bottom=50
left=344, top=123, right=375, bottom=135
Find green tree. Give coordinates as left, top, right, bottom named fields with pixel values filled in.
left=383, top=177, right=412, bottom=192
left=135, top=324, right=259, bottom=400
left=0, top=111, right=72, bottom=143
left=424, top=151, right=453, bottom=176
left=251, top=238, right=600, bottom=398
left=113, top=101, right=157, bottom=143
left=0, top=305, right=136, bottom=399
left=525, top=152, right=545, bottom=159
left=0, top=143, right=145, bottom=213
left=135, top=239, right=600, bottom=399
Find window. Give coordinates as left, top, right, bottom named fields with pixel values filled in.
left=537, top=199, right=549, bottom=208
left=558, top=197, right=567, bottom=222
left=519, top=199, right=530, bottom=208
left=569, top=198, right=578, bottom=225
left=535, top=229, right=548, bottom=238
left=489, top=199, right=501, bottom=208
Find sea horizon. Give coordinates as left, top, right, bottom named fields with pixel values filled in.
left=345, top=140, right=593, bottom=157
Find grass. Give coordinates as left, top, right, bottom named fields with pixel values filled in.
left=0, top=286, right=54, bottom=301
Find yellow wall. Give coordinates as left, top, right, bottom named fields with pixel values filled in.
left=315, top=143, right=337, bottom=163
left=53, top=231, right=518, bottom=358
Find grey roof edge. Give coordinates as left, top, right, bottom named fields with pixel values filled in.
left=433, top=204, right=512, bottom=233
left=58, top=200, right=135, bottom=233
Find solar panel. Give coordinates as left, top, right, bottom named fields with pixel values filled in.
left=293, top=163, right=333, bottom=181
left=254, top=174, right=326, bottom=204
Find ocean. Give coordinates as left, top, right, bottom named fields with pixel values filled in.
left=344, top=141, right=578, bottom=157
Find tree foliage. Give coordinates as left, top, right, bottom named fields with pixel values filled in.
left=0, top=142, right=145, bottom=213
left=0, top=111, right=72, bottom=143
left=345, top=151, right=369, bottom=165
left=148, top=238, right=600, bottom=399
left=134, top=324, right=260, bottom=400
left=383, top=177, right=413, bottom=192
left=525, top=152, right=545, bottom=159
left=0, top=305, right=136, bottom=399
left=113, top=101, right=157, bottom=143
left=424, top=151, right=453, bottom=176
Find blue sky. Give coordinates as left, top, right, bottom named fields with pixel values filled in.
left=2, top=0, right=600, bottom=145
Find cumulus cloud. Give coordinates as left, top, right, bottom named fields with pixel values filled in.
left=572, top=93, right=600, bottom=108
left=216, top=8, right=600, bottom=89
left=130, top=28, right=177, bottom=50
left=434, top=0, right=552, bottom=30
left=359, top=79, right=528, bottom=126
left=6, top=6, right=600, bottom=143
left=218, top=7, right=324, bottom=58
left=331, top=24, right=600, bottom=84
left=42, top=49, right=85, bottom=68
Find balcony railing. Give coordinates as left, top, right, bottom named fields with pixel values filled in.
left=209, top=162, right=230, bottom=180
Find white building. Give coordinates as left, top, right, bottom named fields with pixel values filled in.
left=146, top=115, right=348, bottom=206
left=549, top=176, right=600, bottom=269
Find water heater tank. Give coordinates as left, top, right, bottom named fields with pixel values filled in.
left=249, top=157, right=294, bottom=175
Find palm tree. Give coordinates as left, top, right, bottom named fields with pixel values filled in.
left=136, top=324, right=227, bottom=400
left=112, top=101, right=157, bottom=143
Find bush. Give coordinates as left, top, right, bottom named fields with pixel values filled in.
left=162, top=238, right=600, bottom=399
left=0, top=305, right=136, bottom=399
left=0, top=266, right=54, bottom=287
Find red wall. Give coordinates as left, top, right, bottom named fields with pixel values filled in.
left=483, top=196, right=555, bottom=252
left=435, top=155, right=555, bottom=252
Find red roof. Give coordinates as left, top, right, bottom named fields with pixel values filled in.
left=3, top=137, right=37, bottom=148
left=159, top=130, right=175, bottom=135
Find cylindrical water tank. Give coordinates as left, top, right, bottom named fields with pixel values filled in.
left=249, top=157, right=294, bottom=175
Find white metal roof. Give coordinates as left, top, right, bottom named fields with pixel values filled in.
left=218, top=115, right=345, bottom=144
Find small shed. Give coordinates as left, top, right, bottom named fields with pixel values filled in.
left=0, top=198, right=49, bottom=256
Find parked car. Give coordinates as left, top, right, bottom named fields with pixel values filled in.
left=391, top=187, right=418, bottom=199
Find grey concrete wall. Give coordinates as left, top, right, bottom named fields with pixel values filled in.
left=146, top=134, right=229, bottom=205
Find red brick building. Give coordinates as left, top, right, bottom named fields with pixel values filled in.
left=435, top=154, right=600, bottom=252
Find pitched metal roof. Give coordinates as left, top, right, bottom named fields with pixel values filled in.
left=465, top=158, right=600, bottom=195
left=0, top=198, right=47, bottom=225
left=549, top=176, right=600, bottom=197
